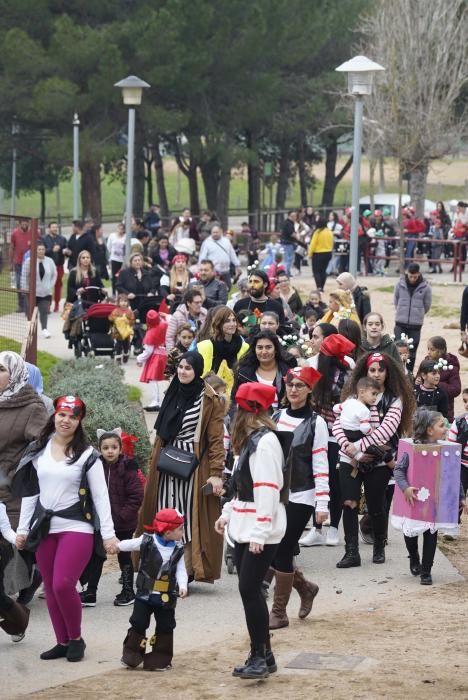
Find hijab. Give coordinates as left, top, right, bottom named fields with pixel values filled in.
left=0, top=351, right=29, bottom=402
left=154, top=351, right=205, bottom=442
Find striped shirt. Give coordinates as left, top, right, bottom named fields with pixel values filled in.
left=275, top=409, right=329, bottom=511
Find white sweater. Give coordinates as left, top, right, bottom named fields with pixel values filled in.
left=0, top=502, right=16, bottom=544
left=222, top=431, right=286, bottom=546
left=17, top=442, right=115, bottom=539
left=119, top=534, right=188, bottom=593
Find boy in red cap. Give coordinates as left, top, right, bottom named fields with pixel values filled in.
left=116, top=508, right=188, bottom=671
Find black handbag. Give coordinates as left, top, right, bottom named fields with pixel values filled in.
left=157, top=445, right=199, bottom=481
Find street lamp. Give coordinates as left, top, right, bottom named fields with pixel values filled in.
left=114, top=75, right=150, bottom=262
left=336, top=55, right=385, bottom=277
left=10, top=117, right=19, bottom=218
left=73, top=113, right=80, bottom=220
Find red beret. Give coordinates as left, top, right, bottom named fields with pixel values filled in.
left=284, top=366, right=322, bottom=388
left=320, top=334, right=355, bottom=363
left=145, top=508, right=185, bottom=534
left=54, top=395, right=86, bottom=419
left=366, top=352, right=387, bottom=368
left=235, top=382, right=277, bottom=414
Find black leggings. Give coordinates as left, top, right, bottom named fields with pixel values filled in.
left=404, top=530, right=438, bottom=570
left=340, top=463, right=391, bottom=538
left=273, top=502, right=313, bottom=573
left=311, top=252, right=332, bottom=290
left=234, top=542, right=278, bottom=646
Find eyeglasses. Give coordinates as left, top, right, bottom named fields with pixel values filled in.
left=287, top=382, right=307, bottom=390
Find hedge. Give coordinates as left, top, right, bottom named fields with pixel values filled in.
left=48, top=358, right=151, bottom=469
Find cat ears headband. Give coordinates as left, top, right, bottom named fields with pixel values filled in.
left=96, top=427, right=122, bottom=440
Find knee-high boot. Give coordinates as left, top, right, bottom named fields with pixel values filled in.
left=121, top=628, right=146, bottom=668
left=371, top=513, right=387, bottom=564
left=0, top=600, right=30, bottom=636
left=292, top=568, right=319, bottom=619
left=143, top=631, right=173, bottom=671
left=268, top=571, right=294, bottom=629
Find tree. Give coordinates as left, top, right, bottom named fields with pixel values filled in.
left=361, top=0, right=468, bottom=216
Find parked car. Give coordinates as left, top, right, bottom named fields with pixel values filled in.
left=359, top=193, right=436, bottom=219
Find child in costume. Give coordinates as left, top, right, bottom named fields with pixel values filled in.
left=109, top=294, right=136, bottom=364
left=333, top=377, right=380, bottom=462
left=118, top=508, right=188, bottom=672
left=137, top=310, right=168, bottom=411
left=392, top=408, right=467, bottom=585
left=79, top=428, right=143, bottom=608
left=164, top=324, right=196, bottom=380
left=414, top=359, right=449, bottom=418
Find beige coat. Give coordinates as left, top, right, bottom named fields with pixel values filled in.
left=137, top=382, right=225, bottom=583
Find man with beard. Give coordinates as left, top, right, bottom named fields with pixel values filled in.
left=233, top=270, right=285, bottom=336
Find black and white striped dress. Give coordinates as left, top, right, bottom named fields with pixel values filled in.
left=157, top=391, right=204, bottom=543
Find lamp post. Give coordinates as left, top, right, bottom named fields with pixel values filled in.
left=114, top=75, right=150, bottom=262
left=336, top=55, right=385, bottom=277
left=73, top=113, right=80, bottom=220
left=10, top=117, right=19, bottom=218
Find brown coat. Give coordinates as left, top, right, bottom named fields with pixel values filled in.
left=137, top=382, right=225, bottom=582
left=0, top=384, right=49, bottom=528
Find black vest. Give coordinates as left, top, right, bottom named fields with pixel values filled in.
left=136, top=534, right=185, bottom=607
left=232, top=428, right=292, bottom=504
left=272, top=410, right=318, bottom=494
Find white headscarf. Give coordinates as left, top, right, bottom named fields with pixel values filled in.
left=0, top=351, right=29, bottom=402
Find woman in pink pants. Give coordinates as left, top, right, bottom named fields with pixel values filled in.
left=15, top=395, right=118, bottom=662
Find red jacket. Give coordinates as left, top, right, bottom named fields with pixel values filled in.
left=103, top=455, right=144, bottom=532
left=404, top=218, right=426, bottom=237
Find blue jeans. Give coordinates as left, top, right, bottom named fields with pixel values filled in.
left=405, top=238, right=417, bottom=268
left=15, top=263, right=25, bottom=312
left=282, top=244, right=295, bottom=275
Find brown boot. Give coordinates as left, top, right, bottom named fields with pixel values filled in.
left=143, top=631, right=173, bottom=671
left=0, top=600, right=30, bottom=636
left=121, top=628, right=146, bottom=668
left=269, top=571, right=294, bottom=630
left=292, top=568, right=319, bottom=619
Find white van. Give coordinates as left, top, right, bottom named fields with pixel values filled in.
left=359, top=193, right=436, bottom=218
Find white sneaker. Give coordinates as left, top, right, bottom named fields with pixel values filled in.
left=42, top=329, right=51, bottom=338
left=299, top=528, right=325, bottom=547
left=326, top=526, right=340, bottom=546
left=11, top=633, right=25, bottom=643
left=38, top=583, right=46, bottom=599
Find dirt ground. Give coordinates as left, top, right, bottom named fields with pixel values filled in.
left=28, top=277, right=468, bottom=700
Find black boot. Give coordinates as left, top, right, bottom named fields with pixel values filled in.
left=336, top=536, right=361, bottom=568
left=420, top=568, right=433, bottom=586
left=232, top=644, right=269, bottom=679
left=114, top=565, right=135, bottom=606
left=143, top=631, right=173, bottom=671
left=409, top=554, right=421, bottom=576
left=233, top=637, right=277, bottom=675
left=17, top=569, right=43, bottom=606
left=371, top=513, right=387, bottom=564
left=372, top=539, right=386, bottom=564
left=121, top=627, right=147, bottom=668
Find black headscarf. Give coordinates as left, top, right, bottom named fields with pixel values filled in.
left=154, top=351, right=205, bottom=442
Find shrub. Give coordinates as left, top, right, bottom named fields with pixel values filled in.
left=48, top=358, right=151, bottom=469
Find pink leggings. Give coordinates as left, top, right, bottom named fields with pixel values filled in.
left=36, top=532, right=94, bottom=644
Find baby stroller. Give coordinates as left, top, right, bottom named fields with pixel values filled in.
left=63, top=287, right=106, bottom=358
left=82, top=301, right=117, bottom=357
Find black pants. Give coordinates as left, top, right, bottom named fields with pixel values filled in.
left=339, top=462, right=391, bottom=539
left=273, top=502, right=313, bottom=573
left=0, top=540, right=14, bottom=612
left=404, top=530, right=438, bottom=570
left=130, top=597, right=176, bottom=636
left=111, top=260, right=123, bottom=295
left=312, top=252, right=332, bottom=291
left=115, top=339, right=131, bottom=356
left=234, top=542, right=278, bottom=647
left=81, top=529, right=133, bottom=592
left=36, top=295, right=51, bottom=330
left=394, top=323, right=421, bottom=372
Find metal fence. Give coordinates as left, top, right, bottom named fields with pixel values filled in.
left=0, top=214, right=38, bottom=361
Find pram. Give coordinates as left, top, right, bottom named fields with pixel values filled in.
left=63, top=287, right=112, bottom=358
left=82, top=301, right=117, bottom=357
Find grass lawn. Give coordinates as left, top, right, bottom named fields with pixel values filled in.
left=1, top=157, right=467, bottom=220
left=0, top=335, right=59, bottom=390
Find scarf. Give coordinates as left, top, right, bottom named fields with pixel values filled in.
left=154, top=351, right=205, bottom=442
left=211, top=336, right=243, bottom=372
left=0, top=351, right=29, bottom=402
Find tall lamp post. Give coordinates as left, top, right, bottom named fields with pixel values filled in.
left=114, top=75, right=150, bottom=262
left=336, top=56, right=385, bottom=277
left=10, top=117, right=19, bottom=218
left=73, top=113, right=80, bottom=220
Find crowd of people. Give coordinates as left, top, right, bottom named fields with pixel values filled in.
left=1, top=205, right=468, bottom=682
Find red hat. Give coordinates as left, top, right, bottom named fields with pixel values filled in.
left=172, top=254, right=187, bottom=265
left=320, top=334, right=355, bottom=365
left=145, top=508, right=185, bottom=534
left=366, top=352, right=387, bottom=367
left=235, top=382, right=277, bottom=414
left=146, top=309, right=160, bottom=327
left=54, top=395, right=86, bottom=419
left=284, top=366, right=322, bottom=388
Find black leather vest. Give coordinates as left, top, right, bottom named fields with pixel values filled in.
left=273, top=409, right=317, bottom=493
left=136, top=534, right=184, bottom=607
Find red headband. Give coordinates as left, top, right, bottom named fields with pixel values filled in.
left=366, top=352, right=387, bottom=368
left=284, top=366, right=322, bottom=388
left=144, top=508, right=185, bottom=534
left=172, top=254, right=187, bottom=264
left=235, top=382, right=277, bottom=414
left=54, top=395, right=85, bottom=419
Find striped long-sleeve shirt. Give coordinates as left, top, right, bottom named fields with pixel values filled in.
left=275, top=409, right=329, bottom=512
left=332, top=397, right=402, bottom=465
left=448, top=414, right=468, bottom=469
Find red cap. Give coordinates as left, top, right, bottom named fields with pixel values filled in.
left=284, top=366, right=322, bottom=388
left=54, top=395, right=86, bottom=419
left=235, top=382, right=277, bottom=414
left=366, top=352, right=387, bottom=367
left=146, top=310, right=160, bottom=327
left=320, top=334, right=355, bottom=364
left=145, top=508, right=185, bottom=534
